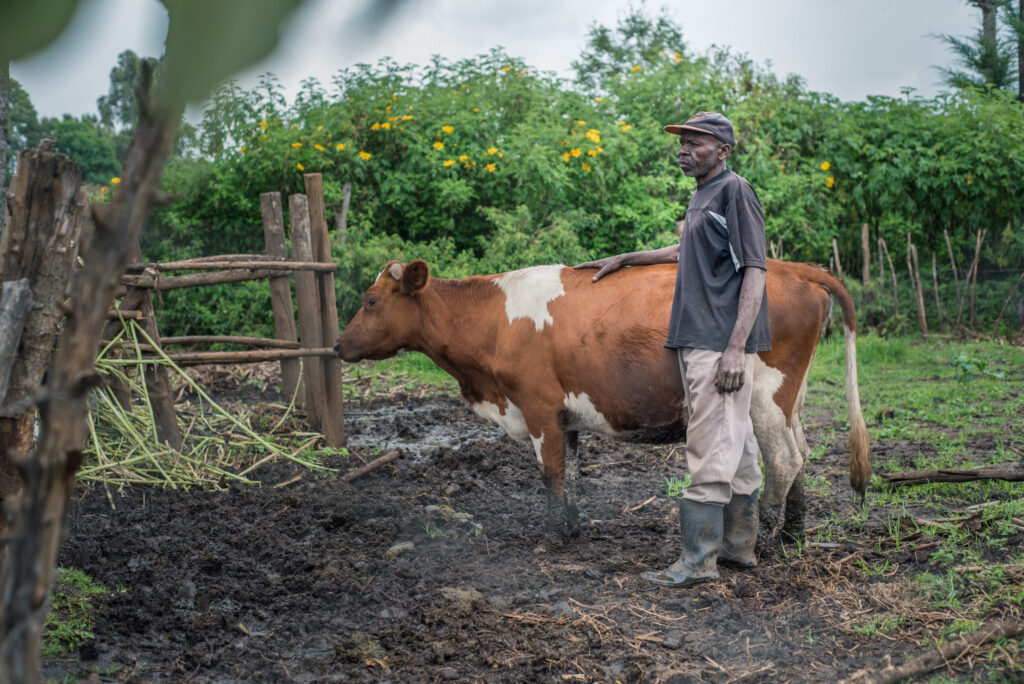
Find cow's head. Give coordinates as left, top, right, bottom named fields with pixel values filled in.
left=334, top=259, right=430, bottom=362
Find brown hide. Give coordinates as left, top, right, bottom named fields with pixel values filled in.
left=337, top=258, right=870, bottom=532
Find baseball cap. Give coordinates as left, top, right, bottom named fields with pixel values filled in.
left=664, top=112, right=735, bottom=147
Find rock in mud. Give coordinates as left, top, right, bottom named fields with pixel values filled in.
left=384, top=541, right=415, bottom=558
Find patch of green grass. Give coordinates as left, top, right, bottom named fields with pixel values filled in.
left=343, top=351, right=460, bottom=401
left=43, top=568, right=112, bottom=658
left=851, top=613, right=904, bottom=636
left=664, top=475, right=691, bottom=498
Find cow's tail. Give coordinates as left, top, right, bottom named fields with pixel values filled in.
left=816, top=270, right=871, bottom=498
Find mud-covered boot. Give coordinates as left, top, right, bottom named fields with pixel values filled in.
left=719, top=490, right=758, bottom=569
left=641, top=499, right=723, bottom=588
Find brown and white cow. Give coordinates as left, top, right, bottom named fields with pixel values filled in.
left=335, top=259, right=870, bottom=542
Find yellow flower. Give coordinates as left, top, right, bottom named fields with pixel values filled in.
left=570, top=147, right=582, bottom=158
left=371, top=122, right=381, bottom=131
left=631, top=64, right=642, bottom=72
left=359, top=151, right=372, bottom=160
left=443, top=159, right=456, bottom=167
left=317, top=125, right=323, bottom=131
left=966, top=174, right=974, bottom=185
left=458, top=154, right=469, bottom=162
left=441, top=125, right=454, bottom=134
left=825, top=176, right=835, bottom=188
left=485, top=163, right=496, bottom=173
left=258, top=120, right=268, bottom=130
left=472, top=107, right=480, bottom=112
left=498, top=152, right=503, bottom=158
left=314, top=143, right=325, bottom=151
left=110, top=177, right=121, bottom=185
left=487, top=147, right=498, bottom=155
left=296, top=162, right=305, bottom=171
left=820, top=161, right=831, bottom=171
left=381, top=122, right=391, bottom=130
left=581, top=162, right=591, bottom=173
left=401, top=115, right=414, bottom=121
left=501, top=66, right=511, bottom=72
left=239, top=145, right=246, bottom=154
left=562, top=152, right=571, bottom=163
left=100, top=186, right=108, bottom=193
left=433, top=141, right=445, bottom=151
left=261, top=134, right=268, bottom=140
left=594, top=97, right=602, bottom=102
left=620, top=124, right=632, bottom=132
left=577, top=120, right=586, bottom=126
left=291, top=142, right=303, bottom=148
left=336, top=142, right=346, bottom=151
left=585, top=129, right=600, bottom=143
left=587, top=148, right=598, bottom=157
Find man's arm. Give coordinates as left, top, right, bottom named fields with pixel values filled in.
left=716, top=266, right=766, bottom=393
left=575, top=243, right=680, bottom=282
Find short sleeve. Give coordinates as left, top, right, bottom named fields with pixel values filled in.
left=727, top=182, right=767, bottom=270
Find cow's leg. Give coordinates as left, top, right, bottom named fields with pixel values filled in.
left=782, top=418, right=811, bottom=541
left=527, top=420, right=580, bottom=538
left=750, top=359, right=803, bottom=549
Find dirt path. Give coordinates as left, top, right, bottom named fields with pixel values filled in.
left=50, top=395, right=1020, bottom=682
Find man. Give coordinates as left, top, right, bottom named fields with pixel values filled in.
left=576, top=112, right=771, bottom=588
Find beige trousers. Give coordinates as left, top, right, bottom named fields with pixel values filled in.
left=677, top=347, right=763, bottom=505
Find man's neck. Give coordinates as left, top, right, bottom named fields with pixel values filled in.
left=696, top=163, right=728, bottom=186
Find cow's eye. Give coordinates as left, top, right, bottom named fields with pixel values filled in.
left=367, top=297, right=377, bottom=307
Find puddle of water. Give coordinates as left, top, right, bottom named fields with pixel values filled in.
left=344, top=403, right=507, bottom=461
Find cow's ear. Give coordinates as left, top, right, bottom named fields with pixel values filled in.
left=402, top=260, right=430, bottom=294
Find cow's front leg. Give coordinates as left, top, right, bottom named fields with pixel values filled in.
left=529, top=421, right=581, bottom=538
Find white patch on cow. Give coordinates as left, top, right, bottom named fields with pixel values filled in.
left=749, top=357, right=801, bottom=507
left=531, top=433, right=545, bottom=467
left=562, top=392, right=622, bottom=437
left=492, top=265, right=565, bottom=331
left=471, top=399, right=530, bottom=442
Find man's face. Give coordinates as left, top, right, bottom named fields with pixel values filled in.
left=677, top=132, right=728, bottom=180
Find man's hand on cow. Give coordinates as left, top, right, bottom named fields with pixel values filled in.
left=715, top=347, right=746, bottom=393
left=575, top=255, right=627, bottom=282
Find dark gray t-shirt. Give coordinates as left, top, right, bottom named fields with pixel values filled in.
left=665, top=168, right=771, bottom=353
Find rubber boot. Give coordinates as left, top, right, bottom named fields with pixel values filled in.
left=641, top=498, right=722, bottom=588
left=719, top=490, right=758, bottom=569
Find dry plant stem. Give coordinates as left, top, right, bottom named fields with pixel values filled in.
left=931, top=252, right=945, bottom=328
left=339, top=448, right=402, bottom=482
left=944, top=229, right=963, bottom=321
left=881, top=463, right=1024, bottom=486
left=841, top=619, right=1024, bottom=684
left=879, top=238, right=899, bottom=316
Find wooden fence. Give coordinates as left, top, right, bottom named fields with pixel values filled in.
left=107, top=173, right=346, bottom=447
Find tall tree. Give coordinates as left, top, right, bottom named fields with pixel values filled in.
left=97, top=49, right=159, bottom=132
left=934, top=0, right=1017, bottom=90
left=1001, top=0, right=1024, bottom=99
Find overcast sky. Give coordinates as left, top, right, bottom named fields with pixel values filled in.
left=12, top=0, right=980, bottom=121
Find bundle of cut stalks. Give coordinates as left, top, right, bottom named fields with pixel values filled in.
left=82, top=318, right=336, bottom=491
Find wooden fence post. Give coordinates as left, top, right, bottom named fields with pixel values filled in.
left=879, top=237, right=899, bottom=316
left=288, top=194, right=328, bottom=431
left=931, top=252, right=946, bottom=328
left=260, top=192, right=302, bottom=406
left=303, top=174, right=345, bottom=447
left=944, top=229, right=963, bottom=324
left=831, top=238, right=844, bottom=279
left=861, top=224, right=871, bottom=287
left=906, top=234, right=928, bottom=336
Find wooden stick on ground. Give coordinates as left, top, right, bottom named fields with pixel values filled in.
left=340, top=449, right=403, bottom=482
left=841, top=619, right=1024, bottom=684
left=881, top=463, right=1024, bottom=487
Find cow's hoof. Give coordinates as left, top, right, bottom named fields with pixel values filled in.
left=782, top=501, right=806, bottom=544
left=757, top=504, right=784, bottom=553
left=544, top=501, right=581, bottom=540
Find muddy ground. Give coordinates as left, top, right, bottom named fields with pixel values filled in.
left=48, top=369, right=1022, bottom=683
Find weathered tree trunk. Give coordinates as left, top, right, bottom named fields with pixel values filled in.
left=0, top=141, right=84, bottom=519
left=289, top=194, right=327, bottom=430
left=260, top=192, right=302, bottom=407
left=906, top=236, right=928, bottom=336
left=303, top=173, right=345, bottom=447
left=0, top=86, right=183, bottom=684
left=334, top=182, right=351, bottom=246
